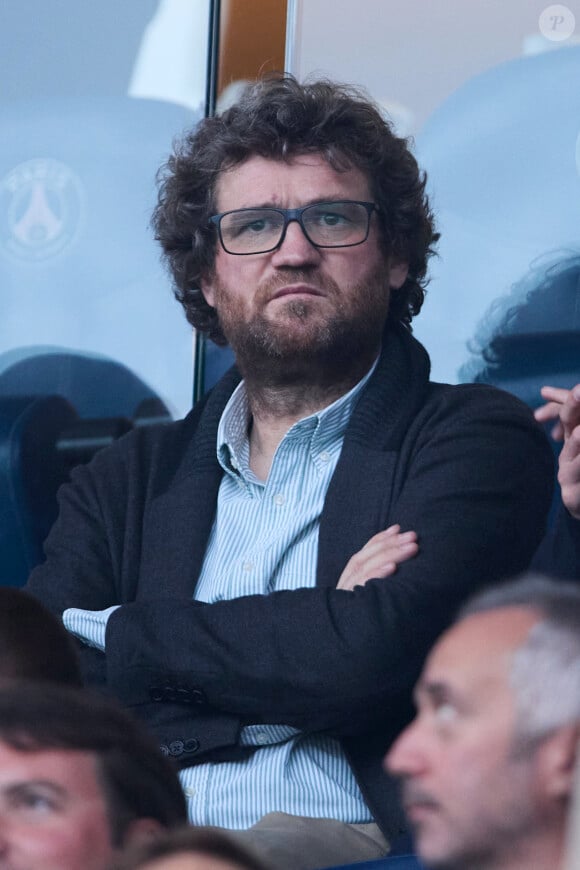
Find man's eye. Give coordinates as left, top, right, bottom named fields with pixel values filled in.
left=434, top=702, right=457, bottom=726
left=244, top=219, right=268, bottom=234
left=317, top=211, right=348, bottom=227
left=227, top=218, right=270, bottom=239
left=10, top=790, right=59, bottom=814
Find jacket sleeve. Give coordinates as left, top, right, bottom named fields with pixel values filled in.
left=26, top=436, right=133, bottom=689
left=97, top=389, right=554, bottom=737
left=532, top=504, right=580, bottom=578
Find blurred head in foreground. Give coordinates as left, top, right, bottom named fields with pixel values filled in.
left=0, top=684, right=187, bottom=870
left=386, top=573, right=580, bottom=870
left=0, top=587, right=81, bottom=685
left=111, top=824, right=272, bottom=870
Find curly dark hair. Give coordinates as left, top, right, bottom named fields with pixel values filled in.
left=153, top=73, right=438, bottom=345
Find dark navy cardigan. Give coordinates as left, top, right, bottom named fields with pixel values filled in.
left=27, top=325, right=554, bottom=840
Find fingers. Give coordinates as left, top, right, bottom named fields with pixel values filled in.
left=534, top=400, right=565, bottom=423
left=559, top=386, right=580, bottom=439
left=535, top=386, right=580, bottom=442
left=536, top=385, right=580, bottom=519
left=534, top=401, right=565, bottom=441
left=337, top=526, right=419, bottom=591
left=558, top=424, right=580, bottom=520
left=539, top=385, right=571, bottom=404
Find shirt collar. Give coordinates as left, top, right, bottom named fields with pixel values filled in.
left=217, top=355, right=379, bottom=476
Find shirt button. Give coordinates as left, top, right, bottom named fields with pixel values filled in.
left=242, top=561, right=254, bottom=572
left=319, top=451, right=330, bottom=462
left=273, top=493, right=285, bottom=505
left=255, top=732, right=269, bottom=745
left=184, top=787, right=196, bottom=797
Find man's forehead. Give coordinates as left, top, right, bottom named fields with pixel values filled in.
left=214, top=152, right=371, bottom=206
left=419, top=607, right=540, bottom=698
left=0, top=739, right=99, bottom=781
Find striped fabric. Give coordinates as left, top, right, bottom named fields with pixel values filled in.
left=180, top=363, right=377, bottom=828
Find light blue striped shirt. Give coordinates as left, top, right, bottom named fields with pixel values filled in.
left=64, top=361, right=377, bottom=829
left=179, top=365, right=376, bottom=828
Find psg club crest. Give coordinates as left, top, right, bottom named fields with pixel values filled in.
left=0, top=158, right=84, bottom=262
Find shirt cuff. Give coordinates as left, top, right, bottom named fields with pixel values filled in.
left=63, top=605, right=120, bottom=651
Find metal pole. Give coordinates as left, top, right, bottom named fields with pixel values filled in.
left=193, top=0, right=221, bottom=405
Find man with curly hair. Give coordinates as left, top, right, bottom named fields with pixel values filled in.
left=27, top=75, right=553, bottom=868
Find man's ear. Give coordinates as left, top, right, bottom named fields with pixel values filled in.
left=540, top=724, right=580, bottom=802
left=200, top=274, right=216, bottom=308
left=389, top=261, right=409, bottom=290
left=121, top=817, right=165, bottom=849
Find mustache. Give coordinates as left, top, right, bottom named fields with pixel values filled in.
left=401, top=780, right=440, bottom=812
left=255, top=269, right=340, bottom=300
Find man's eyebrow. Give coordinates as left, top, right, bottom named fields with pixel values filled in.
left=300, top=197, right=358, bottom=205
left=231, top=196, right=355, bottom=211
left=414, top=679, right=455, bottom=707
left=3, top=779, right=67, bottom=798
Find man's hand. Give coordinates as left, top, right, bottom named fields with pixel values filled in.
left=337, top=524, right=418, bottom=590
left=535, top=385, right=580, bottom=520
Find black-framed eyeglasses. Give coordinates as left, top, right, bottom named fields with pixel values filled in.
left=208, top=200, right=378, bottom=255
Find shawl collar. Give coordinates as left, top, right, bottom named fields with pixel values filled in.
left=316, top=324, right=431, bottom=588
left=141, top=366, right=241, bottom=598
left=142, top=325, right=430, bottom=597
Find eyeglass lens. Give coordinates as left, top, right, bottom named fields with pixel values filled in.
left=218, top=202, right=371, bottom=254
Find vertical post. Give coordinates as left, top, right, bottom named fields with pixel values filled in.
left=193, top=0, right=221, bottom=405
left=285, top=0, right=301, bottom=76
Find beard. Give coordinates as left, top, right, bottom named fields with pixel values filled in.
left=212, top=265, right=391, bottom=391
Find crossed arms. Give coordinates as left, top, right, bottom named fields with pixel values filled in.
left=344, top=381, right=580, bottom=589
left=25, top=383, right=552, bottom=752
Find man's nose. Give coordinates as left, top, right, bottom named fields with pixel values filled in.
left=384, top=718, right=429, bottom=778
left=270, top=219, right=321, bottom=267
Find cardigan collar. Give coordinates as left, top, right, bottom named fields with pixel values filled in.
left=184, top=321, right=431, bottom=473
left=144, top=323, right=432, bottom=597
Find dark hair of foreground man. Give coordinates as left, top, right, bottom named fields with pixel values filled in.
left=112, top=825, right=272, bottom=870
left=0, top=683, right=187, bottom=844
left=0, top=587, right=82, bottom=686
